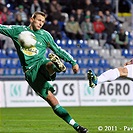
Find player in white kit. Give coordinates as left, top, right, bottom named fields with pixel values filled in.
left=88, top=58, right=133, bottom=88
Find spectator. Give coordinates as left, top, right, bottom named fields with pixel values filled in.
left=42, top=19, right=50, bottom=30
left=39, top=0, right=49, bottom=14
left=48, top=19, right=62, bottom=40
left=93, top=15, right=105, bottom=40
left=91, top=0, right=104, bottom=11
left=104, top=16, right=115, bottom=42
left=20, top=0, right=32, bottom=17
left=81, top=15, right=94, bottom=40
left=15, top=5, right=28, bottom=23
left=84, top=0, right=95, bottom=15
left=104, top=10, right=121, bottom=30
left=84, top=9, right=94, bottom=22
left=0, top=8, right=7, bottom=24
left=105, top=10, right=118, bottom=24
left=1, top=6, right=15, bottom=25
left=0, top=0, right=5, bottom=12
left=12, top=13, right=29, bottom=26
left=101, top=0, right=113, bottom=13
left=65, top=15, right=83, bottom=40
left=73, top=8, right=85, bottom=25
left=49, top=0, right=65, bottom=22
left=30, top=0, right=41, bottom=15
left=97, top=10, right=106, bottom=22
left=12, top=0, right=32, bottom=11
left=14, top=0, right=32, bottom=14
left=104, top=32, right=120, bottom=49
left=115, top=27, right=129, bottom=49
left=68, top=0, right=84, bottom=15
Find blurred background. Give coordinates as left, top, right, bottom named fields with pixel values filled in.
left=0, top=0, right=133, bottom=80
left=0, top=0, right=133, bottom=111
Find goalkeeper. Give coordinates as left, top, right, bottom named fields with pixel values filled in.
left=0, top=11, right=88, bottom=133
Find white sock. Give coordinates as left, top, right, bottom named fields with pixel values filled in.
left=69, top=119, right=76, bottom=126
left=97, top=68, right=120, bottom=84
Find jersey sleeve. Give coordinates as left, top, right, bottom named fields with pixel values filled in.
left=46, top=32, right=77, bottom=66
left=0, top=24, right=19, bottom=38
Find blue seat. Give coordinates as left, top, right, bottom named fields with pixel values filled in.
left=58, top=21, right=64, bottom=30
left=3, top=68, right=12, bottom=75
left=65, top=68, right=71, bottom=75
left=77, top=40, right=89, bottom=48
left=77, top=49, right=84, bottom=57
left=0, top=49, right=7, bottom=58
left=64, top=62, right=71, bottom=68
left=88, top=49, right=99, bottom=58
left=5, top=59, right=17, bottom=68
left=0, top=60, right=5, bottom=68
left=16, top=68, right=24, bottom=75
left=6, top=49, right=18, bottom=58
left=16, top=60, right=21, bottom=68
left=78, top=69, right=83, bottom=75
left=71, top=49, right=78, bottom=58
left=61, top=31, right=68, bottom=39
left=56, top=39, right=61, bottom=45
left=76, top=58, right=87, bottom=68
left=56, top=39, right=67, bottom=48
left=66, top=39, right=77, bottom=48
left=98, top=59, right=110, bottom=68
left=122, top=49, right=133, bottom=58
left=66, top=49, right=73, bottom=55
left=72, top=40, right=79, bottom=48
left=87, top=59, right=97, bottom=68
left=77, top=49, right=88, bottom=57
left=97, top=68, right=106, bottom=75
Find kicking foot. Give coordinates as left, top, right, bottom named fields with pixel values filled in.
left=76, top=125, right=88, bottom=133
left=87, top=69, right=97, bottom=88
left=48, top=53, right=66, bottom=72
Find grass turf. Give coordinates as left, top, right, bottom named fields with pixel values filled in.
left=0, top=106, right=133, bottom=133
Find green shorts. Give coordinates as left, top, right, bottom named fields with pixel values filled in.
left=25, top=59, right=56, bottom=99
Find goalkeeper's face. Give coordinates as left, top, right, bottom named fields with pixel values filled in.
left=30, top=14, right=45, bottom=31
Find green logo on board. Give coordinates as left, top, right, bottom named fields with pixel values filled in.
left=10, top=84, right=21, bottom=97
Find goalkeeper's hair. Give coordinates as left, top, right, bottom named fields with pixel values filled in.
left=32, top=11, right=46, bottom=19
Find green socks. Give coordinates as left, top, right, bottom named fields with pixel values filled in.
left=53, top=104, right=79, bottom=129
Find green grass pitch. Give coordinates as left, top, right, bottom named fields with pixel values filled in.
left=0, top=106, right=133, bottom=133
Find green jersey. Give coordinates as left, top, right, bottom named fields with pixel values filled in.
left=0, top=25, right=76, bottom=71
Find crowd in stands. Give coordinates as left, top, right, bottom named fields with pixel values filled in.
left=0, top=0, right=131, bottom=50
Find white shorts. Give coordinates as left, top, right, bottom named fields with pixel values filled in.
left=124, top=64, right=133, bottom=79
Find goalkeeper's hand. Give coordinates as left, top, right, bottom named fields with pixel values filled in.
left=72, top=64, right=79, bottom=74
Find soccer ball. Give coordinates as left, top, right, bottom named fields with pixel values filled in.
left=18, top=31, right=37, bottom=48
